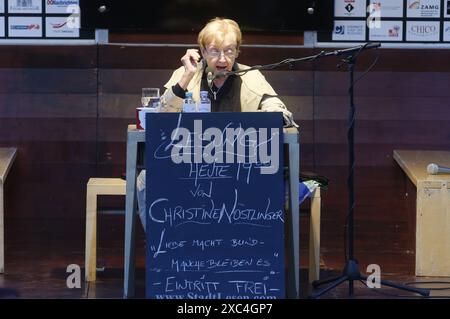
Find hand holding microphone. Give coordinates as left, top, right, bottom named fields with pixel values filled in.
left=427, top=163, right=450, bottom=175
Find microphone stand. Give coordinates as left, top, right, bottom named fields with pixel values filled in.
left=307, top=44, right=429, bottom=298
left=229, top=43, right=429, bottom=298
left=215, top=43, right=382, bottom=78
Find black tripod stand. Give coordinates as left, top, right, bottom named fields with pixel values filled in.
left=310, top=44, right=430, bottom=298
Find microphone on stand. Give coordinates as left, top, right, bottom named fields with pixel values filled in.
left=206, top=67, right=215, bottom=90
left=427, top=163, right=450, bottom=175
left=214, top=70, right=231, bottom=78
left=205, top=67, right=233, bottom=89
left=332, top=42, right=381, bottom=56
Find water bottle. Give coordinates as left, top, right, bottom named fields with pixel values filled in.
left=182, top=92, right=197, bottom=112
left=197, top=91, right=211, bottom=112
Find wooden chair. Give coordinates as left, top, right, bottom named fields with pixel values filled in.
left=0, top=148, right=17, bottom=273
left=85, top=178, right=126, bottom=282
left=308, top=187, right=321, bottom=284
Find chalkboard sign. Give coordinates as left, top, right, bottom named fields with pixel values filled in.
left=145, top=112, right=285, bottom=299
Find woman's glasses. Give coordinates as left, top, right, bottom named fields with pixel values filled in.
left=206, top=47, right=237, bottom=59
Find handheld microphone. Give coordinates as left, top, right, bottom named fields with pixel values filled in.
left=427, top=163, right=450, bottom=175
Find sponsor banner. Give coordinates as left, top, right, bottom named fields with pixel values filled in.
left=406, top=21, right=440, bottom=41
left=443, top=22, right=450, bottom=42
left=8, top=16, right=42, bottom=37
left=335, top=0, right=366, bottom=18
left=369, top=20, right=403, bottom=41
left=406, top=0, right=441, bottom=18
left=445, top=0, right=450, bottom=18
left=45, top=16, right=79, bottom=37
left=0, top=0, right=4, bottom=13
left=8, top=0, right=42, bottom=14
left=332, top=20, right=366, bottom=41
left=370, top=0, right=404, bottom=18
left=0, top=17, right=4, bottom=37
left=45, top=0, right=79, bottom=14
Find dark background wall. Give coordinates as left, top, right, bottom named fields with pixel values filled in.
left=1, top=36, right=449, bottom=274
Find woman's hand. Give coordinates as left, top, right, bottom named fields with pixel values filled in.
left=181, top=49, right=201, bottom=75
left=178, top=49, right=201, bottom=90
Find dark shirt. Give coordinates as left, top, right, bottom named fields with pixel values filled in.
left=200, top=74, right=242, bottom=113
left=171, top=63, right=243, bottom=113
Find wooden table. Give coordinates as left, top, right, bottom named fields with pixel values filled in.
left=393, top=150, right=450, bottom=277
left=124, top=124, right=300, bottom=298
left=0, top=148, right=17, bottom=273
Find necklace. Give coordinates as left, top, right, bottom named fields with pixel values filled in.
left=210, top=76, right=227, bottom=100
left=209, top=85, right=222, bottom=101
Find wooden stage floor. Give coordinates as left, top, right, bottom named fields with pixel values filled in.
left=1, top=216, right=450, bottom=299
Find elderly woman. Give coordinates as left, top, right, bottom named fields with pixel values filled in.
left=137, top=18, right=296, bottom=230
left=160, top=17, right=296, bottom=127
